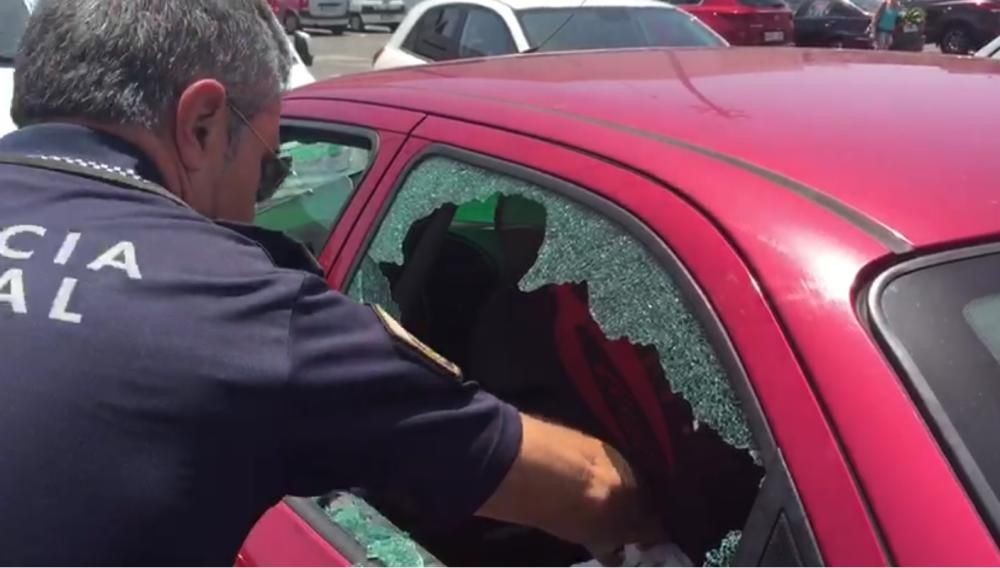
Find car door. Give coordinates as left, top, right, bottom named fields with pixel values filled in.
left=238, top=99, right=429, bottom=567
left=315, top=117, right=881, bottom=565
left=794, top=0, right=838, bottom=44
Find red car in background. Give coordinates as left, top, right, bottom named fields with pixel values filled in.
left=239, top=48, right=1000, bottom=566
left=664, top=0, right=794, bottom=44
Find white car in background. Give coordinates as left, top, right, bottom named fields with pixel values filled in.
left=0, top=0, right=314, bottom=138
left=348, top=0, right=408, bottom=32
left=976, top=34, right=1000, bottom=58
left=372, top=0, right=727, bottom=70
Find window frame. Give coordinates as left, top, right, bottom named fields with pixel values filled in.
left=344, top=142, right=823, bottom=566
left=867, top=241, right=1000, bottom=543
left=456, top=5, right=517, bottom=58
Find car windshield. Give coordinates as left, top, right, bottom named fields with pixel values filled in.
left=0, top=0, right=29, bottom=63
left=874, top=249, right=1000, bottom=534
left=517, top=6, right=726, bottom=51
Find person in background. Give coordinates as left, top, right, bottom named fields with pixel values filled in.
left=874, top=0, right=900, bottom=49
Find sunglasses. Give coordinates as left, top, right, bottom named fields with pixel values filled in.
left=226, top=101, right=292, bottom=203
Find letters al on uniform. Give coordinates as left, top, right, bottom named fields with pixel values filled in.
left=0, top=225, right=142, bottom=324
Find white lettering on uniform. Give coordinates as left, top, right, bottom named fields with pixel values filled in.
left=87, top=241, right=142, bottom=280
left=0, top=225, right=46, bottom=260
left=49, top=277, right=82, bottom=324
left=0, top=268, right=27, bottom=314
left=53, top=232, right=81, bottom=265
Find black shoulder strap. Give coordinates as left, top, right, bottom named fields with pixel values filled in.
left=0, top=153, right=189, bottom=208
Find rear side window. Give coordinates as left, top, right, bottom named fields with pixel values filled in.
left=517, top=6, right=725, bottom=51
left=342, top=154, right=769, bottom=566
left=403, top=5, right=467, bottom=61
left=458, top=6, right=516, bottom=57
left=872, top=248, right=1000, bottom=537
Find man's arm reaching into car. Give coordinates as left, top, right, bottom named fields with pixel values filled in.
left=479, top=414, right=665, bottom=555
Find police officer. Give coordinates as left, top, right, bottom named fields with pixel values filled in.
left=0, top=0, right=665, bottom=565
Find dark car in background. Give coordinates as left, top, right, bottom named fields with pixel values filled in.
left=793, top=0, right=924, bottom=49
left=912, top=0, right=1000, bottom=53
left=794, top=0, right=877, bottom=47
left=665, top=0, right=795, bottom=45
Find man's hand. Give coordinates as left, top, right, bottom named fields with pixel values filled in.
left=476, top=414, right=666, bottom=556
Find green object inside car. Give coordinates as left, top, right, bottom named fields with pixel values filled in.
left=324, top=493, right=441, bottom=567
left=255, top=140, right=370, bottom=253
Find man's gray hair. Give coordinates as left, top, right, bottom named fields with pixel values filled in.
left=12, top=0, right=292, bottom=132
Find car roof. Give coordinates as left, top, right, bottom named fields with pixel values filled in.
left=290, top=47, right=1000, bottom=253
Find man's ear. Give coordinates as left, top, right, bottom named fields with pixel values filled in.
left=174, top=79, right=229, bottom=172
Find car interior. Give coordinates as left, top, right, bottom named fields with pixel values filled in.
left=343, top=193, right=765, bottom=566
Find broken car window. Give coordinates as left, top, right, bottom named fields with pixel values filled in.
left=343, top=156, right=763, bottom=565
left=354, top=157, right=753, bottom=450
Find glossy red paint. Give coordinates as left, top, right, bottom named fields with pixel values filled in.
left=259, top=48, right=1000, bottom=565
left=399, top=121, right=887, bottom=564
left=239, top=503, right=350, bottom=567
left=676, top=0, right=794, bottom=45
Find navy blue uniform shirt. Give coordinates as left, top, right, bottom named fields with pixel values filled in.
left=0, top=124, right=522, bottom=565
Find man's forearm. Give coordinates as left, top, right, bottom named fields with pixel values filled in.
left=476, top=414, right=662, bottom=551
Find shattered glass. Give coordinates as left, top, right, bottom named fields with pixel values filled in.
left=354, top=157, right=753, bottom=450
left=325, top=494, right=438, bottom=567
left=703, top=530, right=742, bottom=567
left=347, top=255, right=401, bottom=319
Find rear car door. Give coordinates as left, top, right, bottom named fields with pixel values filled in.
left=794, top=0, right=836, bottom=44
left=312, top=117, right=877, bottom=565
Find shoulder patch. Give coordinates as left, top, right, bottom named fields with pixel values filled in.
left=370, top=304, right=462, bottom=380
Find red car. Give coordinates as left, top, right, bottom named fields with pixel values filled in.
left=240, top=48, right=1000, bottom=566
left=665, top=0, right=795, bottom=45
